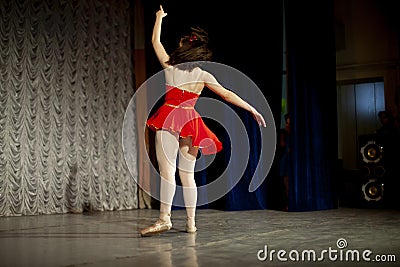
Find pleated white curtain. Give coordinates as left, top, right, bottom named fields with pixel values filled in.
left=0, top=0, right=138, bottom=216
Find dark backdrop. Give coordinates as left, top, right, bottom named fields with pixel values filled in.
left=284, top=0, right=338, bottom=211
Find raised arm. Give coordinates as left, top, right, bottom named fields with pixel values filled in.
left=203, top=72, right=267, bottom=127
left=152, top=5, right=169, bottom=68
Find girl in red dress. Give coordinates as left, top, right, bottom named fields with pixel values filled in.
left=140, top=5, right=266, bottom=237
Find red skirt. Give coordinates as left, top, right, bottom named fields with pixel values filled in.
left=147, top=102, right=223, bottom=155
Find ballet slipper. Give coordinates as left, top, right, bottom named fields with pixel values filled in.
left=186, top=218, right=197, bottom=233
left=140, top=218, right=172, bottom=237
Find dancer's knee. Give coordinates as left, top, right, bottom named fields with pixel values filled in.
left=159, top=169, right=176, bottom=182
left=178, top=150, right=196, bottom=173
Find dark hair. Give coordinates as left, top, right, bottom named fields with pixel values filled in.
left=378, top=110, right=386, bottom=117
left=166, top=26, right=212, bottom=70
left=378, top=110, right=391, bottom=121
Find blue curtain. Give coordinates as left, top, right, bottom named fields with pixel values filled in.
left=206, top=2, right=283, bottom=211
left=218, top=107, right=267, bottom=210
left=284, top=0, right=338, bottom=211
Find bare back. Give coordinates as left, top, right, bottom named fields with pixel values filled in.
left=164, top=66, right=207, bottom=94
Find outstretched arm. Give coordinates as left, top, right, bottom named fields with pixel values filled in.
left=204, top=74, right=267, bottom=127
left=152, top=5, right=169, bottom=68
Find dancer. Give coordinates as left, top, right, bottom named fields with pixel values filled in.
left=140, top=5, right=266, bottom=237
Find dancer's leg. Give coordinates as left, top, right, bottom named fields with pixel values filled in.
left=140, top=130, right=179, bottom=236
left=156, top=130, right=179, bottom=221
left=178, top=137, right=198, bottom=233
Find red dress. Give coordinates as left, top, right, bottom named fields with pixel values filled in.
left=147, top=86, right=223, bottom=155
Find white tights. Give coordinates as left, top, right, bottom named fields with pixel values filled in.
left=155, top=130, right=198, bottom=225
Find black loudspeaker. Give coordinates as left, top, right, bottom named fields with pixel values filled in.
left=358, top=134, right=385, bottom=203
left=361, top=179, right=384, bottom=202
left=360, top=141, right=383, bottom=164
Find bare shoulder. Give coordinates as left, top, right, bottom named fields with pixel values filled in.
left=199, top=69, right=219, bottom=84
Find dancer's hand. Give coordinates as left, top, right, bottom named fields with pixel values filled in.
left=156, top=5, right=167, bottom=18
left=251, top=107, right=267, bottom=127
